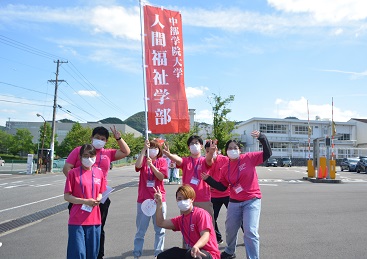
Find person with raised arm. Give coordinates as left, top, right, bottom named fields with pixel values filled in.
left=202, top=130, right=272, bottom=259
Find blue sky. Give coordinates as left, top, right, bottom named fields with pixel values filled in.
left=1, top=0, right=367, bottom=129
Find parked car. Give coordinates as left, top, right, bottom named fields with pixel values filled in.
left=266, top=158, right=278, bottom=167
left=340, top=157, right=359, bottom=172
left=356, top=157, right=367, bottom=173
left=53, top=158, right=67, bottom=168
left=279, top=157, right=292, bottom=167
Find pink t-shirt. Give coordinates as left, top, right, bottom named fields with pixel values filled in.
left=135, top=157, right=168, bottom=203
left=209, top=155, right=230, bottom=198
left=178, top=157, right=211, bottom=202
left=66, top=146, right=117, bottom=178
left=64, top=166, right=106, bottom=225
left=171, top=207, right=220, bottom=259
left=218, top=152, right=263, bottom=201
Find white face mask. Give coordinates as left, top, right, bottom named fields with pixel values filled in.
left=189, top=144, right=201, bottom=155
left=177, top=199, right=192, bottom=212
left=82, top=157, right=96, bottom=168
left=148, top=148, right=159, bottom=158
left=92, top=139, right=106, bottom=149
left=227, top=149, right=240, bottom=160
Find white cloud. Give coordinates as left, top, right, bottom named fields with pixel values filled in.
left=185, top=86, right=209, bottom=98
left=268, top=0, right=367, bottom=22
left=76, top=90, right=100, bottom=97
left=90, top=6, right=140, bottom=40
left=0, top=4, right=141, bottom=41
left=195, top=109, right=213, bottom=124
left=274, top=97, right=360, bottom=121
left=321, top=69, right=367, bottom=79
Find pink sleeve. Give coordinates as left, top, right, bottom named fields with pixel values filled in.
left=158, top=157, right=168, bottom=178
left=66, top=147, right=81, bottom=166
left=170, top=215, right=181, bottom=232
left=105, top=149, right=117, bottom=162
left=196, top=209, right=213, bottom=232
left=64, top=169, right=76, bottom=194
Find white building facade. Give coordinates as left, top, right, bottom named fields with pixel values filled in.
left=232, top=117, right=366, bottom=159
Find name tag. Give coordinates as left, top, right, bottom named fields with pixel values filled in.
left=81, top=204, right=93, bottom=213
left=146, top=180, right=155, bottom=188
left=233, top=184, right=243, bottom=194
left=190, top=177, right=200, bottom=186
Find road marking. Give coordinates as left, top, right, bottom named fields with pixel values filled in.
left=260, top=184, right=278, bottom=186
left=0, top=194, right=64, bottom=213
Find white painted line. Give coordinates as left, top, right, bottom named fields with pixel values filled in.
left=32, top=184, right=52, bottom=187
left=0, top=194, right=64, bottom=213
left=259, top=184, right=278, bottom=186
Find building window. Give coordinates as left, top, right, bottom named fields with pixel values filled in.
left=338, top=134, right=350, bottom=140
left=293, top=125, right=309, bottom=135
left=260, top=124, right=287, bottom=134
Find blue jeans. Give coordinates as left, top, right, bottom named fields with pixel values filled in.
left=67, top=225, right=101, bottom=259
left=224, top=198, right=261, bottom=259
left=133, top=202, right=166, bottom=257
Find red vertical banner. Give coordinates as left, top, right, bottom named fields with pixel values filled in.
left=143, top=5, right=190, bottom=134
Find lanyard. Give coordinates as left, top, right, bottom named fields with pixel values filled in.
left=181, top=208, right=194, bottom=248
left=190, top=157, right=202, bottom=178
left=147, top=158, right=157, bottom=181
left=79, top=167, right=94, bottom=199
left=95, top=150, right=103, bottom=168
left=227, top=158, right=241, bottom=187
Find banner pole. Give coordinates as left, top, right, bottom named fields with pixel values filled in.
left=139, top=0, right=149, bottom=140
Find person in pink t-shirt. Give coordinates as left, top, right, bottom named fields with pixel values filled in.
left=162, top=135, right=215, bottom=222
left=64, top=144, right=106, bottom=259
left=63, top=126, right=130, bottom=259
left=202, top=130, right=272, bottom=259
left=133, top=139, right=168, bottom=258
left=154, top=185, right=220, bottom=259
left=204, top=141, right=230, bottom=245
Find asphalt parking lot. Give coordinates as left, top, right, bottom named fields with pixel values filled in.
left=0, top=165, right=367, bottom=259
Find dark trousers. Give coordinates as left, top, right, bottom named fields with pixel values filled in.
left=68, top=198, right=111, bottom=259
left=211, top=196, right=229, bottom=242
left=157, top=247, right=213, bottom=259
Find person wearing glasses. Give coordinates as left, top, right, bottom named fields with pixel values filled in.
left=162, top=135, right=215, bottom=221
left=202, top=130, right=272, bottom=259
left=63, top=126, right=130, bottom=259
left=64, top=144, right=106, bottom=259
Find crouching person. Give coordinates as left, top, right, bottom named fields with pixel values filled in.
left=154, top=185, right=220, bottom=259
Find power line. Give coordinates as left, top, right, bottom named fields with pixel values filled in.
left=0, top=35, right=64, bottom=60
left=66, top=61, right=123, bottom=112
left=0, top=99, right=52, bottom=107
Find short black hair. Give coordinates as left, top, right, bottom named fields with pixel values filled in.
left=92, top=126, right=110, bottom=140
left=79, top=143, right=96, bottom=157
left=224, top=139, right=242, bottom=153
left=187, top=135, right=203, bottom=146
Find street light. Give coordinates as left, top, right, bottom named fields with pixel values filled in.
left=36, top=113, right=47, bottom=174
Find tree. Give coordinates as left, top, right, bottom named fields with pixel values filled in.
left=209, top=93, right=236, bottom=153
left=8, top=128, right=34, bottom=156
left=107, top=132, right=145, bottom=158
left=57, top=123, right=92, bottom=157
left=164, top=127, right=199, bottom=157
left=37, top=122, right=53, bottom=151
left=0, top=130, right=12, bottom=154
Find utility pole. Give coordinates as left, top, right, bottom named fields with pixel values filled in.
left=48, top=59, right=67, bottom=172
